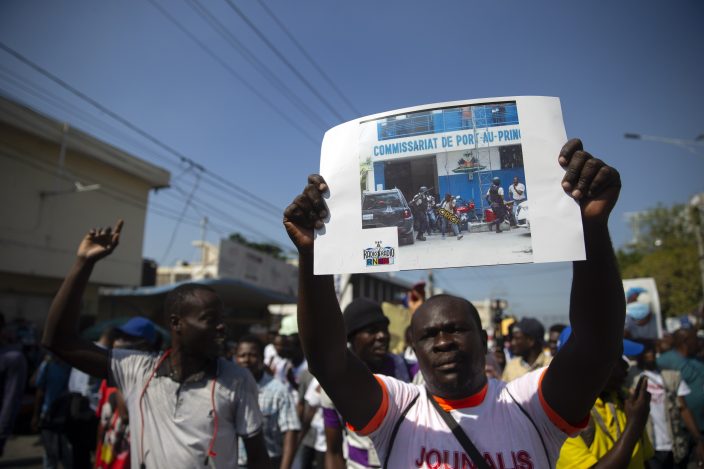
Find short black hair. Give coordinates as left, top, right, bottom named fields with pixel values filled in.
left=416, top=294, right=483, bottom=331
left=237, top=334, right=264, bottom=357
left=548, top=324, right=567, bottom=335
left=163, top=283, right=218, bottom=319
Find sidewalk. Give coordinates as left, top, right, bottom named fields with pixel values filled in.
left=0, top=434, right=43, bottom=468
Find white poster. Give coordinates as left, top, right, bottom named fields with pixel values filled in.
left=314, top=96, right=585, bottom=274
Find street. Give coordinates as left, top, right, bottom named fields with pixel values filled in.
left=398, top=225, right=533, bottom=267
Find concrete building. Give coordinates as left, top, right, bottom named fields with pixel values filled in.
left=0, top=96, right=170, bottom=326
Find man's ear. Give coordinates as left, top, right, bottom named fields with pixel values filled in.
left=170, top=314, right=181, bottom=332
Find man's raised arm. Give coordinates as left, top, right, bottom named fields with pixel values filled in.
left=283, top=175, right=382, bottom=430
left=42, top=221, right=124, bottom=379
left=541, top=139, right=625, bottom=425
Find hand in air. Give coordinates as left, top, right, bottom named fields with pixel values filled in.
left=283, top=175, right=328, bottom=254
left=77, top=219, right=124, bottom=262
left=559, top=139, right=621, bottom=225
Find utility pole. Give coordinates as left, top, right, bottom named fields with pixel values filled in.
left=200, top=216, right=208, bottom=266
left=690, top=194, right=704, bottom=308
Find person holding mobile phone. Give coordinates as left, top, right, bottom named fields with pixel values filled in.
left=556, top=327, right=653, bottom=468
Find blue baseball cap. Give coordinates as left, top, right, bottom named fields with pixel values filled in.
left=116, top=316, right=157, bottom=345
left=557, top=326, right=644, bottom=357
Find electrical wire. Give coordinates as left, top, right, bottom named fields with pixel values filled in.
left=254, top=0, right=360, bottom=117
left=0, top=42, right=297, bottom=220
left=160, top=172, right=201, bottom=263
left=144, top=0, right=322, bottom=144
left=223, top=0, right=347, bottom=121
left=184, top=0, right=330, bottom=129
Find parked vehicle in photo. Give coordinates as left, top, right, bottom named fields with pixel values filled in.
left=361, top=188, right=415, bottom=245
left=516, top=200, right=530, bottom=229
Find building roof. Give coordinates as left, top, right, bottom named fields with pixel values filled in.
left=100, top=277, right=297, bottom=312
left=0, top=95, right=170, bottom=189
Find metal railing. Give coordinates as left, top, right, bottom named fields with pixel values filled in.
left=377, top=103, right=519, bottom=141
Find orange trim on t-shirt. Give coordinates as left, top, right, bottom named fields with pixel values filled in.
left=432, top=383, right=489, bottom=411
left=537, top=369, right=589, bottom=435
left=346, top=375, right=389, bottom=436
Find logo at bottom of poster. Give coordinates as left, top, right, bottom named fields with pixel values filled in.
left=364, top=241, right=395, bottom=266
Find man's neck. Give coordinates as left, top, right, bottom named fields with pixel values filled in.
left=521, top=348, right=541, bottom=366
left=429, top=376, right=488, bottom=401
left=169, top=347, right=213, bottom=382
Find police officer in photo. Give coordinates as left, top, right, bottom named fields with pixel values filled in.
left=411, top=186, right=430, bottom=241
left=486, top=177, right=508, bottom=233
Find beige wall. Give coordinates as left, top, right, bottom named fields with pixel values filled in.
left=0, top=271, right=101, bottom=324
left=0, top=122, right=150, bottom=287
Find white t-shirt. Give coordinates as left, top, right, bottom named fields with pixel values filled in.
left=509, top=183, right=526, bottom=201
left=110, top=349, right=263, bottom=469
left=642, top=370, right=690, bottom=451
left=304, top=377, right=327, bottom=452
left=361, top=368, right=580, bottom=468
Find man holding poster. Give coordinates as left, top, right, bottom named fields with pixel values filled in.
left=284, top=138, right=626, bottom=468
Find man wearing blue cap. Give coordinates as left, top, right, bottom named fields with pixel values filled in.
left=42, top=221, right=270, bottom=469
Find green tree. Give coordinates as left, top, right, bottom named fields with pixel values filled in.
left=617, top=204, right=702, bottom=317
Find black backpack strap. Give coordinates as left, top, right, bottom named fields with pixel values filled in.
left=505, top=387, right=551, bottom=467
left=383, top=392, right=420, bottom=469
left=426, top=391, right=490, bottom=469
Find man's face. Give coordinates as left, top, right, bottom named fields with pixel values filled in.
left=510, top=330, right=533, bottom=359
left=350, top=321, right=390, bottom=368
left=412, top=297, right=487, bottom=399
left=513, top=177, right=518, bottom=185
left=173, top=289, right=226, bottom=360
left=236, top=342, right=263, bottom=378
left=640, top=349, right=656, bottom=371
left=548, top=331, right=561, bottom=357
left=273, top=335, right=285, bottom=356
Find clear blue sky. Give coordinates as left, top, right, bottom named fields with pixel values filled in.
left=1, top=0, right=702, bottom=322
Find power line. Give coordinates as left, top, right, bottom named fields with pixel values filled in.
left=0, top=141, right=272, bottom=245
left=0, top=72, right=284, bottom=223
left=254, top=0, right=360, bottom=117
left=2, top=95, right=287, bottom=243
left=145, top=0, right=322, bottom=145
left=160, top=173, right=201, bottom=263
left=168, top=184, right=293, bottom=251
left=223, top=0, right=348, bottom=122
left=0, top=41, right=293, bottom=219
left=0, top=67, right=186, bottom=172
left=184, top=0, right=330, bottom=129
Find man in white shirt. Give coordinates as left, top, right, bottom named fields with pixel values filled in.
left=43, top=222, right=270, bottom=468
left=509, top=176, right=526, bottom=222
left=284, top=138, right=626, bottom=467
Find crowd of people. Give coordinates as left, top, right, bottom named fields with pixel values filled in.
left=0, top=138, right=702, bottom=468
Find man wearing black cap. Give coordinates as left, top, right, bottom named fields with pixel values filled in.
left=322, top=298, right=411, bottom=469
left=284, top=138, right=627, bottom=467
left=502, top=317, right=551, bottom=382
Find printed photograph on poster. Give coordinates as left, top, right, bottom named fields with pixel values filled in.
left=623, top=277, right=663, bottom=340
left=359, top=101, right=530, bottom=266
left=314, top=96, right=586, bottom=275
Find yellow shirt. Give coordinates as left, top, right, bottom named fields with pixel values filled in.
left=501, top=353, right=551, bottom=382
left=557, top=396, right=654, bottom=469
left=381, top=302, right=413, bottom=355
